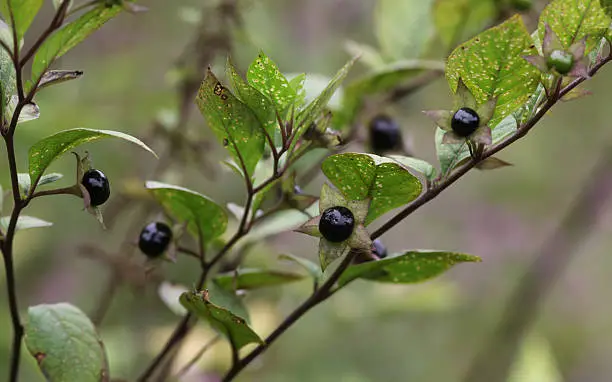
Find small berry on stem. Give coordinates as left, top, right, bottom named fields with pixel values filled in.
left=138, top=222, right=173, bottom=258
left=81, top=169, right=110, bottom=206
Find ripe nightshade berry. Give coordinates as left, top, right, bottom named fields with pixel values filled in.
left=372, top=239, right=388, bottom=259
left=451, top=107, right=480, bottom=137
left=547, top=50, right=574, bottom=75
left=369, top=114, right=402, bottom=154
left=81, top=169, right=110, bottom=206
left=319, top=206, right=355, bottom=243
left=138, top=222, right=173, bottom=258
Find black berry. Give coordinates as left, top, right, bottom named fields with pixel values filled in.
left=372, top=239, right=387, bottom=259
left=81, top=169, right=110, bottom=206
left=138, top=222, right=173, bottom=258
left=451, top=107, right=480, bottom=137
left=369, top=114, right=402, bottom=154
left=319, top=206, right=355, bottom=243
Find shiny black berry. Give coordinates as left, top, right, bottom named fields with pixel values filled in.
left=138, top=222, right=173, bottom=258
left=372, top=239, right=387, bottom=259
left=81, top=169, right=110, bottom=206
left=451, top=107, right=480, bottom=137
left=319, top=206, right=355, bottom=243
left=369, top=114, right=402, bottom=154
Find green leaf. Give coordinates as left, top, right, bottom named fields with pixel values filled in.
left=0, top=215, right=52, bottom=231
left=31, top=4, right=123, bottom=85
left=1, top=0, right=44, bottom=41
left=24, top=303, right=109, bottom=382
left=445, top=15, right=540, bottom=128
left=180, top=290, right=263, bottom=349
left=213, top=268, right=304, bottom=290
left=375, top=0, right=435, bottom=60
left=207, top=280, right=250, bottom=322
left=602, top=0, right=612, bottom=17
left=196, top=68, right=265, bottom=176
left=246, top=52, right=296, bottom=113
left=433, top=0, right=497, bottom=48
left=145, top=181, right=227, bottom=243
left=279, top=253, right=323, bottom=280
left=338, top=250, right=481, bottom=287
left=321, top=153, right=422, bottom=224
left=226, top=58, right=277, bottom=138
left=28, top=128, right=156, bottom=185
left=339, top=60, right=444, bottom=128
left=539, top=0, right=610, bottom=53
left=435, top=128, right=470, bottom=175
left=388, top=155, right=437, bottom=181
left=39, top=172, right=64, bottom=186
left=293, top=56, right=358, bottom=149
left=507, top=333, right=562, bottom=382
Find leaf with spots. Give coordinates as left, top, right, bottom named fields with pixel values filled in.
left=433, top=0, right=497, bottom=49
left=213, top=268, right=305, bottom=290
left=337, top=250, right=481, bottom=286
left=321, top=153, right=422, bottom=224
left=227, top=58, right=278, bottom=139
left=146, top=181, right=227, bottom=243
left=246, top=52, right=296, bottom=114
left=196, top=68, right=265, bottom=177
left=539, top=0, right=610, bottom=54
left=445, top=15, right=540, bottom=128
left=31, top=4, right=123, bottom=86
left=28, top=128, right=156, bottom=185
left=180, top=290, right=263, bottom=350
left=24, top=303, right=109, bottom=382
left=321, top=153, right=377, bottom=201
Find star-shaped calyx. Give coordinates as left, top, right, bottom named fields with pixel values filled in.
left=424, top=78, right=496, bottom=157
left=523, top=24, right=588, bottom=78
left=295, top=183, right=372, bottom=270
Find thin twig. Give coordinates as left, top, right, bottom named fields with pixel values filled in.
left=175, top=335, right=221, bottom=378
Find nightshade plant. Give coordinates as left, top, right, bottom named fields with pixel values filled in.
left=1, top=0, right=612, bottom=381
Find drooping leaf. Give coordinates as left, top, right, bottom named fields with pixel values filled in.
left=539, top=0, right=610, bottom=53
left=293, top=56, right=358, bottom=149
left=246, top=52, right=296, bottom=113
left=388, top=155, right=437, bottom=181
left=445, top=15, right=540, bottom=128
left=321, top=153, right=422, bottom=224
left=180, top=290, right=263, bottom=350
left=31, top=4, right=123, bottom=85
left=196, top=68, right=265, bottom=176
left=338, top=250, right=481, bottom=286
left=375, top=0, right=435, bottom=60
left=226, top=58, right=277, bottom=138
left=0, top=215, right=52, bottom=231
left=0, top=20, right=15, bottom=115
left=24, top=303, right=109, bottom=382
left=279, top=253, right=323, bottom=280
left=433, top=0, right=497, bottom=48
left=28, top=128, right=156, bottom=184
left=39, top=70, right=84, bottom=89
left=1, top=0, right=44, bottom=41
left=145, top=181, right=227, bottom=243
left=214, top=268, right=305, bottom=290
left=475, top=156, right=513, bottom=170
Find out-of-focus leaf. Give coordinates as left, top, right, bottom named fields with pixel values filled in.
left=507, top=333, right=562, bottom=382
left=158, top=282, right=188, bottom=316
left=388, top=155, right=437, bottom=181
left=433, top=0, right=496, bottom=48
left=0, top=215, right=52, bottom=231
left=214, top=268, right=305, bottom=290
left=1, top=0, right=44, bottom=41
left=24, top=303, right=109, bottom=382
left=279, top=253, right=323, bottom=280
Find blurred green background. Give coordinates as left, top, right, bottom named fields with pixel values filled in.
left=2, top=0, right=612, bottom=381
